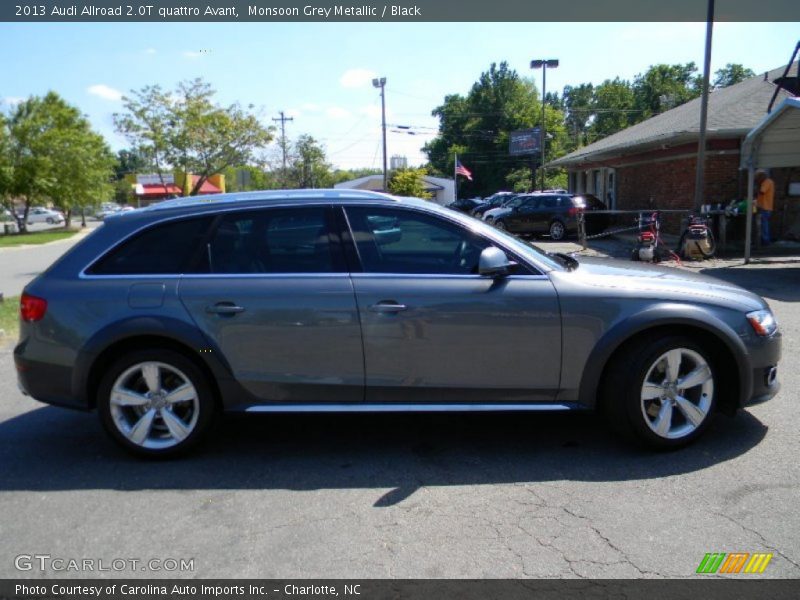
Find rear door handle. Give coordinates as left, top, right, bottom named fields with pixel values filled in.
left=369, top=301, right=408, bottom=313
left=206, top=302, right=245, bottom=315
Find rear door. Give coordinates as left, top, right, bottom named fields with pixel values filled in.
left=343, top=205, right=562, bottom=404
left=178, top=206, right=364, bottom=404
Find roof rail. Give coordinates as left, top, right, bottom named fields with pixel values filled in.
left=143, top=188, right=399, bottom=211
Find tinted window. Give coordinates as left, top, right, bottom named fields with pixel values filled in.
left=87, top=216, right=213, bottom=275
left=346, top=207, right=490, bottom=275
left=540, top=196, right=561, bottom=208
left=206, top=207, right=337, bottom=274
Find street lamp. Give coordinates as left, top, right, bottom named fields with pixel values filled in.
left=372, top=77, right=388, bottom=192
left=530, top=59, right=559, bottom=191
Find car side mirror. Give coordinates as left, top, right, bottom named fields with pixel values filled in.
left=479, top=247, right=518, bottom=277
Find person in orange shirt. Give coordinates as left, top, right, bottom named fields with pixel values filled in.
left=755, top=169, right=775, bottom=245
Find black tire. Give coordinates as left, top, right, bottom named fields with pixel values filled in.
left=97, top=349, right=216, bottom=458
left=549, top=220, right=566, bottom=241
left=495, top=220, right=507, bottom=231
left=601, top=334, right=718, bottom=450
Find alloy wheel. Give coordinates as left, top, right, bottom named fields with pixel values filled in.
left=109, top=361, right=200, bottom=450
left=549, top=221, right=565, bottom=240
left=640, top=348, right=714, bottom=439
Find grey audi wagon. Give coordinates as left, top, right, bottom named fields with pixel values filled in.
left=15, top=190, right=781, bottom=456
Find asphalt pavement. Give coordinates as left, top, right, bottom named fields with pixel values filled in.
left=1, top=238, right=799, bottom=579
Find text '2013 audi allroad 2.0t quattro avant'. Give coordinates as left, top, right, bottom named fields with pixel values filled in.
left=15, top=190, right=781, bottom=457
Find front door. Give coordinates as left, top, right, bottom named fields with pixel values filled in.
left=178, top=206, right=364, bottom=404
left=343, top=206, right=562, bottom=404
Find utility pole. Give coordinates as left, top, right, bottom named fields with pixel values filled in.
left=693, top=0, right=715, bottom=211
left=372, top=77, right=388, bottom=191
left=272, top=111, right=294, bottom=185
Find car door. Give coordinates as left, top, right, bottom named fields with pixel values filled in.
left=343, top=205, right=562, bottom=404
left=515, top=196, right=541, bottom=233
left=178, top=205, right=364, bottom=404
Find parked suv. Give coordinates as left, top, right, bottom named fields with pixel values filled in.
left=471, top=192, right=517, bottom=218
left=15, top=190, right=780, bottom=457
left=491, top=193, right=608, bottom=240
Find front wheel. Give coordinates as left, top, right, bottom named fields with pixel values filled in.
left=97, top=349, right=216, bottom=457
left=495, top=220, right=507, bottom=231
left=602, top=335, right=717, bottom=449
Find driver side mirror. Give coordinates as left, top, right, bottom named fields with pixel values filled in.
left=479, top=247, right=518, bottom=277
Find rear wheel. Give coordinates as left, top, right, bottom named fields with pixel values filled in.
left=549, top=220, right=566, bottom=240
left=602, top=335, right=717, bottom=449
left=97, top=349, right=216, bottom=457
left=495, top=220, right=507, bottom=231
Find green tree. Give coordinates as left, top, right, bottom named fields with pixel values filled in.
left=713, top=63, right=755, bottom=88
left=424, top=62, right=568, bottom=197
left=286, top=135, right=333, bottom=189
left=562, top=83, right=594, bottom=148
left=115, top=78, right=274, bottom=196
left=590, top=77, right=638, bottom=140
left=388, top=167, right=432, bottom=199
left=114, top=148, right=151, bottom=180
left=632, top=63, right=702, bottom=118
left=222, top=165, right=277, bottom=192
left=4, top=92, right=113, bottom=231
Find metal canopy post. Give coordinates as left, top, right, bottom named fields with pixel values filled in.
left=744, top=164, right=754, bottom=264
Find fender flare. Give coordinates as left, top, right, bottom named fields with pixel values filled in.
left=576, top=304, right=751, bottom=409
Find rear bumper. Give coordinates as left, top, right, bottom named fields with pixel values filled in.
left=14, top=344, right=87, bottom=411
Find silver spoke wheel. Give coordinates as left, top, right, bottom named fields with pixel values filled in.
left=550, top=221, right=565, bottom=240
left=109, top=361, right=200, bottom=450
left=640, top=348, right=713, bottom=440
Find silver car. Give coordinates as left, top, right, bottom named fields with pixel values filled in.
left=14, top=190, right=781, bottom=456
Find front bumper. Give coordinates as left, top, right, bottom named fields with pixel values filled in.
left=742, top=331, right=781, bottom=407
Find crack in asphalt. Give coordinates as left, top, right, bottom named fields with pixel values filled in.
left=715, top=512, right=800, bottom=572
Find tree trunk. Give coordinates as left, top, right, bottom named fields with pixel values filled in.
left=64, top=208, right=72, bottom=229
left=81, top=207, right=86, bottom=228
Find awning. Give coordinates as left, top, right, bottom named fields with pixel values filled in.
left=740, top=98, right=800, bottom=263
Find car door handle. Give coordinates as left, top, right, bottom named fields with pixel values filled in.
left=205, top=302, right=245, bottom=315
left=369, top=301, right=408, bottom=313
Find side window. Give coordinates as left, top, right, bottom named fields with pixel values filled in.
left=87, top=216, right=213, bottom=275
left=541, top=196, right=558, bottom=208
left=345, top=207, right=491, bottom=275
left=206, top=207, right=338, bottom=274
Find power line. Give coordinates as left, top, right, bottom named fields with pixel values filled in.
left=271, top=111, right=294, bottom=172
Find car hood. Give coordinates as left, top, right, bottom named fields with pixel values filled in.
left=485, top=207, right=512, bottom=219
left=552, top=256, right=767, bottom=312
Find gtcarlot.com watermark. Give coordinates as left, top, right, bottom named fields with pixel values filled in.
left=14, top=554, right=194, bottom=573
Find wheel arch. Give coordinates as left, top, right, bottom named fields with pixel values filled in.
left=580, top=310, right=749, bottom=416
left=74, top=317, right=231, bottom=410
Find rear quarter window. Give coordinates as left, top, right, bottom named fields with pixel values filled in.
left=86, top=216, right=214, bottom=275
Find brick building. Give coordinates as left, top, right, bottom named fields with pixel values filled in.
left=549, top=64, right=800, bottom=236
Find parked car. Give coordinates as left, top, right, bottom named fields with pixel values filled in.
left=489, top=193, right=609, bottom=240
left=483, top=193, right=532, bottom=223
left=447, top=198, right=484, bottom=214
left=1, top=209, right=19, bottom=233
left=25, top=207, right=65, bottom=225
left=95, top=203, right=121, bottom=220
left=471, top=191, right=517, bottom=218
left=15, top=189, right=781, bottom=457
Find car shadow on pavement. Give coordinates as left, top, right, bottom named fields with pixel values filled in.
left=0, top=406, right=767, bottom=506
left=700, top=265, right=800, bottom=303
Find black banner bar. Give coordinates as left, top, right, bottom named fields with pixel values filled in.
left=3, top=580, right=800, bottom=600
left=3, top=0, right=800, bottom=22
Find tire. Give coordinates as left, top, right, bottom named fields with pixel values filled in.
left=46, top=217, right=54, bottom=224
left=601, top=335, right=717, bottom=449
left=549, top=220, right=566, bottom=241
left=495, top=220, right=507, bottom=231
left=97, top=349, right=216, bottom=458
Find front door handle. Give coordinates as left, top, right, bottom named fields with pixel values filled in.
left=369, top=301, right=408, bottom=313
left=206, top=302, right=245, bottom=315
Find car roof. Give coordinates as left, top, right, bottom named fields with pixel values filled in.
left=106, top=188, right=407, bottom=222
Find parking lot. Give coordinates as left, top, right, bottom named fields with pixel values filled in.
left=1, top=238, right=799, bottom=579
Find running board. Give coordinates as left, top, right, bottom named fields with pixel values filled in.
left=244, top=403, right=581, bottom=413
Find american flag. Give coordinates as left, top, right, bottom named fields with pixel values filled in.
left=455, top=159, right=473, bottom=181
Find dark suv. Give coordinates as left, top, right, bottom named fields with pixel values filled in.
left=15, top=189, right=780, bottom=457
left=470, top=192, right=517, bottom=218
left=491, top=193, right=608, bottom=240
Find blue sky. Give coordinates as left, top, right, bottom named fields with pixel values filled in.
left=1, top=21, right=797, bottom=169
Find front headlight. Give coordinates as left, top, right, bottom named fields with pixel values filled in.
left=747, top=309, right=778, bottom=337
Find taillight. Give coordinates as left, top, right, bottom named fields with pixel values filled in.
left=567, top=207, right=580, bottom=216
left=20, top=293, right=47, bottom=322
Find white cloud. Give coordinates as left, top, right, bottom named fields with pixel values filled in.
left=1, top=96, right=24, bottom=106
left=144, top=48, right=157, bottom=55
left=183, top=50, right=202, bottom=59
left=340, top=68, right=377, bottom=89
left=87, top=84, right=123, bottom=101
left=326, top=106, right=352, bottom=119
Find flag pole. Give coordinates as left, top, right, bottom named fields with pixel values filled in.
left=454, top=152, right=458, bottom=202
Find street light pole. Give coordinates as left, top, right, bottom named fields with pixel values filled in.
left=530, top=59, right=559, bottom=191
left=372, top=77, right=388, bottom=192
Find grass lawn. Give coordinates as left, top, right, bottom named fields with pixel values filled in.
left=0, top=295, right=18, bottom=345
left=0, top=228, right=79, bottom=248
